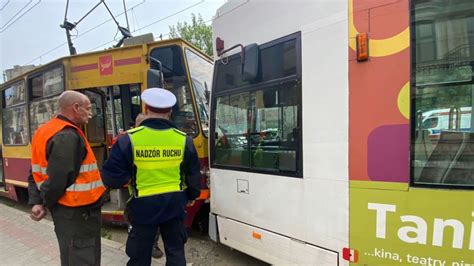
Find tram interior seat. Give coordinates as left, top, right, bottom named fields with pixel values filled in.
left=418, top=131, right=474, bottom=185
left=413, top=129, right=434, bottom=181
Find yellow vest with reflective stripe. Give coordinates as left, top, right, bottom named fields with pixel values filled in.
left=128, top=126, right=186, bottom=197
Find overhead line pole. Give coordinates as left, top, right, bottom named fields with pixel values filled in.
left=60, top=0, right=76, bottom=55
left=75, top=1, right=102, bottom=25
left=123, top=0, right=130, bottom=31
left=61, top=0, right=103, bottom=55
left=24, top=0, right=145, bottom=64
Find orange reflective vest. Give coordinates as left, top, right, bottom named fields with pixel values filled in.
left=31, top=117, right=105, bottom=207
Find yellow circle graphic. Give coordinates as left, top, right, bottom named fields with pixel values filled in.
left=349, top=0, right=409, bottom=57
left=397, top=82, right=410, bottom=119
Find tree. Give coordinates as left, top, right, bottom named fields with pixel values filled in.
left=169, top=13, right=213, bottom=57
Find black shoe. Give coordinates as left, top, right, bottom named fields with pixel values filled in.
left=152, top=247, right=164, bottom=259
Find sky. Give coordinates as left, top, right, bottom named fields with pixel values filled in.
left=0, top=0, right=226, bottom=83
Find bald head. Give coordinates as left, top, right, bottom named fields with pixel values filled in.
left=58, top=91, right=88, bottom=111
left=135, top=113, right=147, bottom=127
left=57, top=91, right=92, bottom=125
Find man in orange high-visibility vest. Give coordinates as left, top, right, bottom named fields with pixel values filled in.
left=27, top=90, right=106, bottom=266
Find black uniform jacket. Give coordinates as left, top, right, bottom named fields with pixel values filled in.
left=101, top=118, right=201, bottom=225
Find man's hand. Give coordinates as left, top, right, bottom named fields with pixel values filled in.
left=30, top=204, right=47, bottom=221
left=186, top=200, right=195, bottom=207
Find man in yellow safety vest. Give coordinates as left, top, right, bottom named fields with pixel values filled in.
left=101, top=88, right=200, bottom=266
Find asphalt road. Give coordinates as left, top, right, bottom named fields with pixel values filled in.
left=0, top=197, right=267, bottom=265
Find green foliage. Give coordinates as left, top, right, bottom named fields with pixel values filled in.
left=169, top=13, right=213, bottom=57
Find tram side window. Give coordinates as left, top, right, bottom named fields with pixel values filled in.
left=4, top=81, right=25, bottom=107
left=412, top=0, right=474, bottom=187
left=185, top=48, right=213, bottom=136
left=29, top=97, right=60, bottom=135
left=213, top=33, right=301, bottom=176
left=260, top=40, right=297, bottom=81
left=31, top=76, right=43, bottom=99
left=84, top=91, right=105, bottom=143
left=43, top=67, right=64, bottom=97
left=249, top=86, right=299, bottom=172
left=214, top=85, right=299, bottom=173
left=214, top=55, right=250, bottom=92
left=2, top=81, right=28, bottom=145
left=151, top=46, right=197, bottom=135
left=215, top=93, right=251, bottom=167
left=29, top=67, right=64, bottom=135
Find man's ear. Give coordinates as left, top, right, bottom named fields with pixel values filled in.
left=72, top=103, right=80, bottom=113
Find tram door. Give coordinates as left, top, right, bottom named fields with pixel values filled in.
left=83, top=90, right=108, bottom=168
left=99, top=84, right=141, bottom=146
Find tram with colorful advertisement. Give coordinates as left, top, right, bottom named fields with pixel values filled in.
left=0, top=37, right=213, bottom=229
left=208, top=0, right=473, bottom=264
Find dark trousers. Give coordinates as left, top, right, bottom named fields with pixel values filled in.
left=126, top=218, right=187, bottom=266
left=50, top=204, right=102, bottom=266
left=153, top=230, right=160, bottom=248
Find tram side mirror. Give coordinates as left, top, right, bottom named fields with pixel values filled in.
left=242, top=43, right=259, bottom=82
left=147, top=69, right=164, bottom=88
left=148, top=56, right=165, bottom=88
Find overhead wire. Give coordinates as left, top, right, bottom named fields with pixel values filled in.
left=88, top=0, right=205, bottom=52
left=23, top=0, right=145, bottom=65
left=133, top=0, right=204, bottom=32
left=0, top=0, right=41, bottom=33
left=0, top=0, right=32, bottom=30
left=73, top=0, right=102, bottom=26
left=75, top=0, right=144, bottom=38
left=68, top=0, right=143, bottom=39
left=131, top=6, right=140, bottom=33
left=101, top=0, right=125, bottom=31
left=155, top=14, right=212, bottom=42
left=212, top=0, right=248, bottom=21
left=5, top=0, right=219, bottom=71
left=20, top=0, right=207, bottom=66
left=152, top=12, right=213, bottom=49
left=0, top=0, right=10, bottom=11
left=88, top=39, right=116, bottom=52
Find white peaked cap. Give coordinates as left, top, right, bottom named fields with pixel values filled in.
left=141, top=88, right=177, bottom=109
